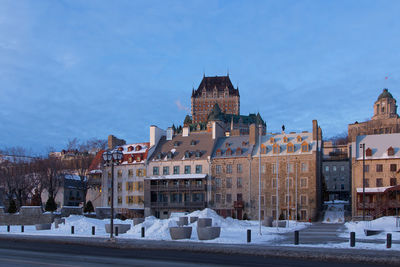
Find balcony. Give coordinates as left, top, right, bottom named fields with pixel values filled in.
left=357, top=202, right=377, bottom=209
left=150, top=184, right=207, bottom=192
left=150, top=201, right=206, bottom=209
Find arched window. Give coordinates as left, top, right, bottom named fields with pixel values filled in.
left=270, top=137, right=275, bottom=143
left=216, top=149, right=222, bottom=156
left=128, top=146, right=134, bottom=152
left=118, top=147, right=123, bottom=151
left=185, top=151, right=191, bottom=158
left=135, top=145, right=142, bottom=151
left=273, top=143, right=280, bottom=154
left=366, top=148, right=372, bottom=157
left=261, top=144, right=267, bottom=154
left=283, top=136, right=288, bottom=143
left=226, top=148, right=232, bottom=156
left=287, top=142, right=294, bottom=153
left=301, top=141, right=309, bottom=152
left=128, top=157, right=133, bottom=163
left=388, top=146, right=395, bottom=156
left=236, top=147, right=242, bottom=156
left=297, top=135, right=302, bottom=142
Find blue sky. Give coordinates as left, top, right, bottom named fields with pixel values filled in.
left=1, top=0, right=400, bottom=154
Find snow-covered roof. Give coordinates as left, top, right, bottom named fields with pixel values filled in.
left=353, top=133, right=400, bottom=160
left=118, top=143, right=149, bottom=155
left=145, top=174, right=207, bottom=180
left=356, top=186, right=392, bottom=193
left=89, top=169, right=102, bottom=174
left=252, top=132, right=318, bottom=156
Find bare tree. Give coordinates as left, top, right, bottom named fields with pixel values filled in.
left=37, top=156, right=65, bottom=200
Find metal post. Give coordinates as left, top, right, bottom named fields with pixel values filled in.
left=141, top=226, right=145, bottom=238
left=21, top=225, right=24, bottom=233
left=247, top=229, right=251, bottom=243
left=361, top=143, right=365, bottom=221
left=350, top=232, right=355, bottom=247
left=276, top=158, right=279, bottom=230
left=92, top=226, right=95, bottom=235
left=287, top=156, right=289, bottom=227
left=387, top=233, right=392, bottom=249
left=258, top=130, right=262, bottom=235
left=111, top=163, right=114, bottom=239
left=115, top=226, right=118, bottom=236
left=294, top=230, right=299, bottom=245
left=7, top=225, right=10, bottom=232
left=71, top=226, right=74, bottom=234
left=295, top=162, right=298, bottom=222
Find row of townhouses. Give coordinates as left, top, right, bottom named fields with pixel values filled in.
left=86, top=75, right=400, bottom=221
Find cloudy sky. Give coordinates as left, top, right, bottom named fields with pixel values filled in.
left=1, top=0, right=399, bottom=154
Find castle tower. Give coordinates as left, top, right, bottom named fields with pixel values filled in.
left=372, top=88, right=398, bottom=120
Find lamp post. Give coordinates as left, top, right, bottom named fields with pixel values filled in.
left=360, top=143, right=365, bottom=221
left=103, top=149, right=123, bottom=239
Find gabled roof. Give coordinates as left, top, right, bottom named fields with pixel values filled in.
left=192, top=75, right=239, bottom=97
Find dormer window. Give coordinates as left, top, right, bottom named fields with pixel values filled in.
left=195, top=150, right=202, bottom=158
left=167, top=152, right=173, bottom=159
left=261, top=144, right=267, bottom=154
left=301, top=142, right=309, bottom=152
left=283, top=136, right=288, bottom=143
left=388, top=147, right=395, bottom=156
left=185, top=151, right=191, bottom=158
left=270, top=137, right=275, bottom=143
left=366, top=148, right=372, bottom=157
left=128, top=157, right=133, bottom=163
left=242, top=141, right=248, bottom=146
left=287, top=142, right=294, bottom=153
left=157, top=153, right=163, bottom=160
left=174, top=141, right=179, bottom=147
left=236, top=147, right=242, bottom=155
left=273, top=143, right=280, bottom=154
left=297, top=135, right=302, bottom=142
left=225, top=142, right=230, bottom=148
left=190, top=140, right=196, bottom=146
left=118, top=147, right=123, bottom=151
left=127, top=146, right=134, bottom=152
left=136, top=155, right=141, bottom=162
left=216, top=149, right=222, bottom=156
left=135, top=145, right=142, bottom=151
left=226, top=148, right=232, bottom=156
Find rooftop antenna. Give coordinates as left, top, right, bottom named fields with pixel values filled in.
left=227, top=68, right=229, bottom=77
left=203, top=68, right=205, bottom=78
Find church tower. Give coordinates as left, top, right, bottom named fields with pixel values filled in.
left=372, top=89, right=398, bottom=120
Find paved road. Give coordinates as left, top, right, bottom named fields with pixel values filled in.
left=0, top=238, right=386, bottom=267
left=281, top=222, right=348, bottom=244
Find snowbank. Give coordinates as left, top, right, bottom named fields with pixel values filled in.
left=343, top=216, right=400, bottom=240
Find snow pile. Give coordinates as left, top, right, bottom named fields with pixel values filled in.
left=323, top=203, right=345, bottom=224
left=343, top=216, right=400, bottom=239
left=0, top=209, right=309, bottom=244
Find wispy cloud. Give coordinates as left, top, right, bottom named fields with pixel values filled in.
left=175, top=100, right=189, bottom=112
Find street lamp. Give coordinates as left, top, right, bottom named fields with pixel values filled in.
left=103, top=149, right=123, bottom=239
left=359, top=143, right=365, bottom=221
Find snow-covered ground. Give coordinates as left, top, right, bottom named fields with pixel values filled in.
left=322, top=203, right=345, bottom=224
left=0, top=209, right=309, bottom=244
left=342, top=216, right=400, bottom=240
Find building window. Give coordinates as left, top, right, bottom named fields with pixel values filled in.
left=288, top=163, right=294, bottom=173
left=286, top=178, right=293, bottom=188
left=301, top=142, right=309, bottom=152
left=388, top=147, right=395, bottom=156
left=340, top=166, right=345, bottom=172
left=376, top=164, right=383, bottom=172
left=273, top=144, right=280, bottom=154
left=196, top=165, right=202, bottom=174
left=272, top=163, right=277, bottom=174
left=272, top=178, right=277, bottom=188
left=325, top=166, right=329, bottom=172
left=366, top=148, right=372, bottom=157
left=341, top=184, right=345, bottom=190
left=365, top=178, right=370, bottom=188
left=226, top=194, right=232, bottom=203
left=128, top=169, right=133, bottom=177
left=163, top=166, right=170, bottom=175
left=118, top=196, right=122, bottom=204
left=261, top=195, right=265, bottom=206
left=300, top=177, right=308, bottom=188
left=390, top=178, right=397, bottom=186
left=364, top=165, right=369, bottom=172
left=300, top=195, right=307, bottom=206
left=237, top=177, right=243, bottom=188
left=173, top=166, right=180, bottom=174
left=227, top=164, right=232, bottom=174
left=376, top=178, right=383, bottom=187
left=287, top=143, right=294, bottom=153
left=184, top=165, right=191, bottom=174
left=215, top=178, right=221, bottom=188
left=117, top=183, right=122, bottom=192
left=226, top=178, right=232, bottom=188
left=215, top=194, right=221, bottom=203
left=285, top=194, right=291, bottom=204
left=216, top=165, right=222, bottom=174
left=261, top=144, right=267, bottom=154
left=390, top=164, right=397, bottom=172
left=117, top=170, right=122, bottom=178
left=271, top=195, right=277, bottom=205
left=333, top=166, right=337, bottom=172
left=261, top=164, right=266, bottom=174
left=226, top=148, right=232, bottom=156
left=126, top=182, right=133, bottom=191
left=301, top=163, right=308, bottom=172
left=237, top=164, right=242, bottom=173
left=216, top=149, right=222, bottom=156
left=153, top=167, right=159, bottom=175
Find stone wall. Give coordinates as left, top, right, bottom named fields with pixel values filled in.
left=0, top=206, right=53, bottom=226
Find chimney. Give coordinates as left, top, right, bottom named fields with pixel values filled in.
left=108, top=135, right=126, bottom=150
left=312, top=120, right=318, bottom=141
left=150, top=125, right=166, bottom=147
left=182, top=126, right=190, bottom=137
left=166, top=127, right=174, bottom=141
left=249, top=124, right=258, bottom=145
left=212, top=121, right=224, bottom=140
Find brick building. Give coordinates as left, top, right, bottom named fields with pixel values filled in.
left=191, top=75, right=240, bottom=124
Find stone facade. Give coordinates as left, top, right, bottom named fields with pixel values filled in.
left=191, top=75, right=240, bottom=124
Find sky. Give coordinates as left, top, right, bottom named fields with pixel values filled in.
left=1, top=0, right=400, bottom=155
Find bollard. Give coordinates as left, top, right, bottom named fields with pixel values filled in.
left=92, top=226, right=95, bottom=236
left=387, top=233, right=392, bottom=249
left=21, top=225, right=24, bottom=233
left=247, top=229, right=251, bottom=243
left=71, top=226, right=74, bottom=235
left=115, top=227, right=118, bottom=236
left=141, top=227, right=145, bottom=238
left=350, top=232, right=355, bottom=247
left=294, top=230, right=299, bottom=245
left=7, top=225, right=10, bottom=232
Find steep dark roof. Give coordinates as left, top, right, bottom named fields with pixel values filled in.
left=192, top=75, right=239, bottom=97
left=378, top=88, right=394, bottom=100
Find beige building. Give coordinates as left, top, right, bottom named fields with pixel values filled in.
left=145, top=126, right=217, bottom=218
left=351, top=133, right=400, bottom=218
left=251, top=120, right=322, bottom=221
